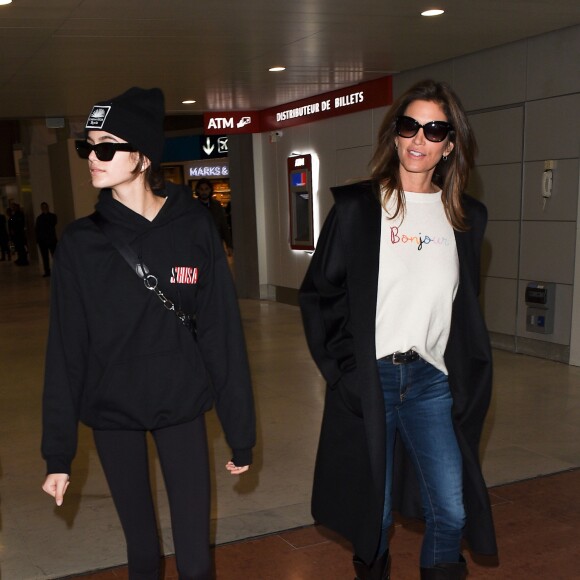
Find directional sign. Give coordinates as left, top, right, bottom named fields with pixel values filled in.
left=217, top=137, right=228, bottom=154
left=201, top=135, right=228, bottom=159
left=202, top=137, right=214, bottom=156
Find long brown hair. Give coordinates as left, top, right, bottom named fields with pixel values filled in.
left=369, top=79, right=477, bottom=230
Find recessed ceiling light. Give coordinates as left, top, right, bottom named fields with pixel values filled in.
left=269, top=66, right=286, bottom=72
left=0, top=0, right=13, bottom=5
left=182, top=100, right=196, bottom=104
left=421, top=9, right=444, bottom=16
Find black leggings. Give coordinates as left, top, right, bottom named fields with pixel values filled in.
left=94, top=416, right=211, bottom=580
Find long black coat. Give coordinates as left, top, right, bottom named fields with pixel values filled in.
left=299, top=180, right=497, bottom=564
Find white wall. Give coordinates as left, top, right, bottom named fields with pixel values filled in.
left=255, top=24, right=580, bottom=363
left=254, top=107, right=388, bottom=296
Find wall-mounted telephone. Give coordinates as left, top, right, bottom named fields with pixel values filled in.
left=542, top=169, right=553, bottom=199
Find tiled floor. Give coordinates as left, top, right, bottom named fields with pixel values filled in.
left=59, top=468, right=580, bottom=579
left=1, top=259, right=580, bottom=579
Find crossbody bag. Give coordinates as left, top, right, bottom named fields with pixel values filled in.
left=90, top=212, right=197, bottom=337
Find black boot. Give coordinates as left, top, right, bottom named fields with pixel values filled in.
left=353, top=550, right=391, bottom=580
left=420, top=555, right=467, bottom=579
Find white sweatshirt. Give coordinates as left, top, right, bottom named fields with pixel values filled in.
left=375, top=190, right=459, bottom=374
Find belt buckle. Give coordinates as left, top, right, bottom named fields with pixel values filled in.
left=392, top=351, right=406, bottom=365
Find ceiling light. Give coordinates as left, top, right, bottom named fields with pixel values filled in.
left=421, top=9, right=444, bottom=16
left=269, top=66, right=286, bottom=72
left=182, top=100, right=196, bottom=104
left=0, top=0, right=13, bottom=5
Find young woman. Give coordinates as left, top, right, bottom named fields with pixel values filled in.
left=300, top=79, right=497, bottom=580
left=41, top=87, right=255, bottom=580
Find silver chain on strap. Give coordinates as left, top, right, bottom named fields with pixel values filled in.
left=138, top=263, right=194, bottom=330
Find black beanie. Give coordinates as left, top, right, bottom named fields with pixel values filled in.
left=84, top=87, right=165, bottom=167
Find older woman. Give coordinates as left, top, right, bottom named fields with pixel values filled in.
left=300, top=79, right=497, bottom=580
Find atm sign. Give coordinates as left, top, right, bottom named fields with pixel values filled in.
left=204, top=112, right=260, bottom=134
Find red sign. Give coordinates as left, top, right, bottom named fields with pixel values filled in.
left=260, top=76, right=392, bottom=131
left=203, top=76, right=392, bottom=134
left=204, top=112, right=260, bottom=135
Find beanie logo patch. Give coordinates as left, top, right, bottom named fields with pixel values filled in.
left=86, top=106, right=111, bottom=129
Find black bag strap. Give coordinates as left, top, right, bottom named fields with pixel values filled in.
left=90, top=212, right=196, bottom=336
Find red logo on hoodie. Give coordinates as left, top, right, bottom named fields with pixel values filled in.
left=170, top=267, right=198, bottom=285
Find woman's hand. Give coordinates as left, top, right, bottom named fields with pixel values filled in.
left=42, top=473, right=70, bottom=506
left=225, top=461, right=249, bottom=475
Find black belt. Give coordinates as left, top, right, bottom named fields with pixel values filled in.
left=381, top=350, right=420, bottom=365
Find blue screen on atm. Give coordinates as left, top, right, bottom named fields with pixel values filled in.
left=292, top=171, right=307, bottom=187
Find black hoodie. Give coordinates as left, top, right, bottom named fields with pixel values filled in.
left=41, top=182, right=255, bottom=474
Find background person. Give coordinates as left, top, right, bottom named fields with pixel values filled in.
left=194, top=178, right=233, bottom=257
left=34, top=201, right=58, bottom=277
left=299, top=79, right=497, bottom=580
left=41, top=87, right=255, bottom=580
left=0, top=210, right=10, bottom=261
left=9, top=202, right=28, bottom=265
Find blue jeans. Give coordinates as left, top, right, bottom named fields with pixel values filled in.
left=378, top=356, right=465, bottom=567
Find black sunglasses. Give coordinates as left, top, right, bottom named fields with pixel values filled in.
left=75, top=140, right=137, bottom=161
left=395, top=115, right=454, bottom=143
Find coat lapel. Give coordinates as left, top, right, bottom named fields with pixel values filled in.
left=332, top=181, right=385, bottom=499
left=333, top=181, right=382, bottom=343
